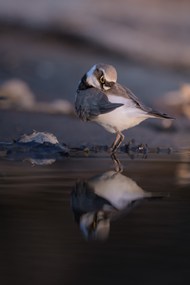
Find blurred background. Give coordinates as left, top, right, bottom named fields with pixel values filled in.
left=0, top=0, right=190, bottom=147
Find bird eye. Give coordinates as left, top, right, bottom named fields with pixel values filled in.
left=99, top=75, right=105, bottom=84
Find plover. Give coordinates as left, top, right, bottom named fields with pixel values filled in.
left=75, top=63, right=173, bottom=152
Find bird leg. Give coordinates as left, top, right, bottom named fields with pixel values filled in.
left=111, top=153, right=123, bottom=173
left=110, top=131, right=124, bottom=153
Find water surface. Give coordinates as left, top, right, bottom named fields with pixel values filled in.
left=0, top=153, right=190, bottom=285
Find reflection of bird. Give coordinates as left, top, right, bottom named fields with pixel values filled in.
left=72, top=170, right=159, bottom=241
left=75, top=63, right=173, bottom=152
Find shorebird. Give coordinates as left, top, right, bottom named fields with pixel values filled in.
left=75, top=63, right=173, bottom=152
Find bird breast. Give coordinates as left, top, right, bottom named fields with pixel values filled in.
left=93, top=102, right=148, bottom=133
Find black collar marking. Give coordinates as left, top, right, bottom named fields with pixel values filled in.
left=78, top=74, right=92, bottom=90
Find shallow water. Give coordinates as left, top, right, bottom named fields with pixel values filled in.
left=0, top=153, right=190, bottom=285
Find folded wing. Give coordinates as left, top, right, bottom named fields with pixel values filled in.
left=75, top=88, right=123, bottom=121
left=112, top=83, right=174, bottom=119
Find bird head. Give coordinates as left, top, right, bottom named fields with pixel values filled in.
left=79, top=63, right=117, bottom=91
left=80, top=211, right=110, bottom=241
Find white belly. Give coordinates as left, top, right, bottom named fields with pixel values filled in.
left=93, top=105, right=148, bottom=133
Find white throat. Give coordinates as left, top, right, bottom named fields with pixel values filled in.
left=86, top=65, right=100, bottom=88
left=86, top=74, right=100, bottom=89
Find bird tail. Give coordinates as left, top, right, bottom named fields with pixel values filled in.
left=148, top=109, right=175, bottom=119
left=146, top=192, right=170, bottom=199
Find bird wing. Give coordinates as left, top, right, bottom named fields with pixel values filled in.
left=111, top=83, right=151, bottom=112
left=110, top=83, right=174, bottom=119
left=75, top=88, right=123, bottom=121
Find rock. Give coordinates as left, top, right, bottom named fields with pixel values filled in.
left=0, top=131, right=70, bottom=163
left=0, top=79, right=35, bottom=109
left=0, top=79, right=75, bottom=116
left=159, top=84, right=190, bottom=118
left=17, top=131, right=59, bottom=144
left=33, top=100, right=75, bottom=116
